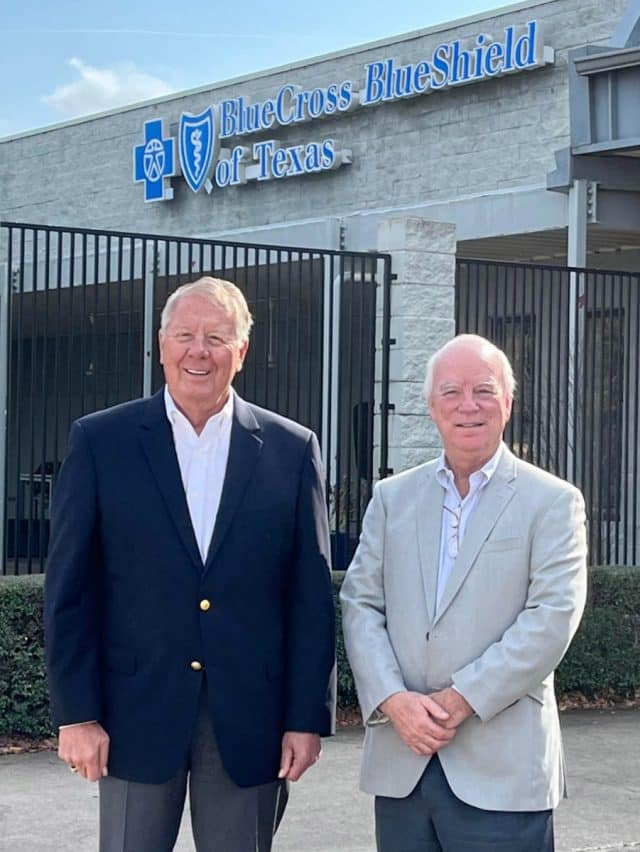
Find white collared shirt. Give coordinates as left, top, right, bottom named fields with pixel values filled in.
left=434, top=443, right=504, bottom=611
left=164, top=386, right=233, bottom=562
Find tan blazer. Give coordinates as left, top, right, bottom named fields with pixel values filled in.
left=340, top=447, right=587, bottom=811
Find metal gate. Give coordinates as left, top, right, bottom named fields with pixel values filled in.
left=457, top=257, right=640, bottom=566
left=0, top=222, right=392, bottom=574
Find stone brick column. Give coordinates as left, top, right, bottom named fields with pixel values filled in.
left=375, top=217, right=456, bottom=476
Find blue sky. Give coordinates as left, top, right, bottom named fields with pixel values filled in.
left=1, top=0, right=513, bottom=138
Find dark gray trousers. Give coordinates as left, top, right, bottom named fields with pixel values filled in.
left=375, top=755, right=554, bottom=852
left=99, top=687, right=287, bottom=852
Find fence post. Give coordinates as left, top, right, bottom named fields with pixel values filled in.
left=0, top=250, right=9, bottom=569
left=378, top=255, right=392, bottom=480
left=142, top=241, right=156, bottom=397
left=567, top=178, right=588, bottom=484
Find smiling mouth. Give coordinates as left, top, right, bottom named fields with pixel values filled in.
left=456, top=422, right=484, bottom=428
left=185, top=368, right=210, bottom=376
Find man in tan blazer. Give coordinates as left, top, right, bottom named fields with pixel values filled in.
left=340, top=334, right=587, bottom=852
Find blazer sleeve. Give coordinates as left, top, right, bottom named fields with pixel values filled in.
left=283, top=433, right=336, bottom=735
left=452, top=485, right=588, bottom=721
left=44, top=421, right=103, bottom=727
left=340, top=482, right=408, bottom=722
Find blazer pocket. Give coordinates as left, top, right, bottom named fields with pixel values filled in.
left=103, top=646, right=137, bottom=675
left=482, top=537, right=524, bottom=553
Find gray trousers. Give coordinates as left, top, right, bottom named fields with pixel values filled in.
left=99, top=687, right=288, bottom=852
left=375, top=755, right=554, bottom=852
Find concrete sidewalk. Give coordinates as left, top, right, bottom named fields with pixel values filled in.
left=1, top=710, right=638, bottom=851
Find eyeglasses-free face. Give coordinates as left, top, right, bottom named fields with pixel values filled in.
left=159, top=294, right=249, bottom=420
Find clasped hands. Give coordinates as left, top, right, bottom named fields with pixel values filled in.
left=380, top=687, right=473, bottom=757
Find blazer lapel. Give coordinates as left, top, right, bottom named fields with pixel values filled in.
left=139, top=390, right=202, bottom=571
left=203, top=396, right=263, bottom=570
left=416, top=465, right=445, bottom=625
left=433, top=449, right=517, bottom=626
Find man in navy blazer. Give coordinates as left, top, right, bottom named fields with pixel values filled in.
left=44, top=276, right=336, bottom=851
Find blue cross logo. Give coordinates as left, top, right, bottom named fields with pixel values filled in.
left=133, top=120, right=176, bottom=202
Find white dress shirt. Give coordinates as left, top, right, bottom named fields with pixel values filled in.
left=434, top=443, right=504, bottom=611
left=164, top=386, right=233, bottom=562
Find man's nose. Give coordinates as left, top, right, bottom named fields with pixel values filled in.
left=458, top=392, right=478, bottom=410
left=188, top=335, right=210, bottom=354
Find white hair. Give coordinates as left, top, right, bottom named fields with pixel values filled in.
left=423, top=334, right=516, bottom=401
left=159, top=276, right=253, bottom=343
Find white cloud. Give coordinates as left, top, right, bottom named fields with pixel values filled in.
left=43, top=57, right=174, bottom=118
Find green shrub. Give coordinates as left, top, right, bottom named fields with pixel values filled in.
left=0, top=574, right=53, bottom=737
left=331, top=572, right=358, bottom=708
left=556, top=566, right=640, bottom=695
left=0, top=567, right=638, bottom=737
left=334, top=565, right=640, bottom=708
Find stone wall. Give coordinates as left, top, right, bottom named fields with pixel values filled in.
left=376, top=217, right=457, bottom=474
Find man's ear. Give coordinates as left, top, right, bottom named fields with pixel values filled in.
left=505, top=395, right=514, bottom=420
left=158, top=330, right=164, bottom=365
left=236, top=339, right=249, bottom=372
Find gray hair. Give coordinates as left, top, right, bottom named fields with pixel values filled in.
left=423, top=334, right=516, bottom=401
left=159, top=277, right=254, bottom=343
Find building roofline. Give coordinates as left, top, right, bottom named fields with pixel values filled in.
left=1, top=0, right=557, bottom=143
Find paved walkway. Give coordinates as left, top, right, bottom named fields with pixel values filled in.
left=1, top=710, right=638, bottom=851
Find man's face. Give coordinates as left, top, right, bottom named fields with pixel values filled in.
left=428, top=343, right=512, bottom=464
left=159, top=293, right=248, bottom=416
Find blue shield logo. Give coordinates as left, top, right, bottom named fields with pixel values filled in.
left=179, top=107, right=215, bottom=193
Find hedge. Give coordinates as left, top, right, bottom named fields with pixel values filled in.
left=331, top=566, right=640, bottom=707
left=0, top=574, right=52, bottom=736
left=554, top=566, right=640, bottom=694
left=1, top=566, right=638, bottom=736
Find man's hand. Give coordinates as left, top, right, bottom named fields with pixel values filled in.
left=278, top=732, right=321, bottom=782
left=380, top=691, right=455, bottom=756
left=58, top=722, right=110, bottom=782
left=429, top=687, right=474, bottom=729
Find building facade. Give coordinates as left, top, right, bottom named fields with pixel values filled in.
left=2, top=0, right=640, bottom=262
left=2, top=0, right=640, bottom=568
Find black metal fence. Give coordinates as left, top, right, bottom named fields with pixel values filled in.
left=457, top=258, right=640, bottom=566
left=0, top=222, right=392, bottom=574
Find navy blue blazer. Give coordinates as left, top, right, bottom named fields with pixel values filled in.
left=44, top=391, right=336, bottom=786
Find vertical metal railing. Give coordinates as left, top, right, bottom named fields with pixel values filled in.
left=0, top=249, right=11, bottom=567
left=378, top=257, right=393, bottom=480
left=0, top=222, right=392, bottom=574
left=456, top=257, right=640, bottom=567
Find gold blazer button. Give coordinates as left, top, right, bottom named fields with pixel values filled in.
left=199, top=599, right=211, bottom=612
left=190, top=660, right=203, bottom=671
